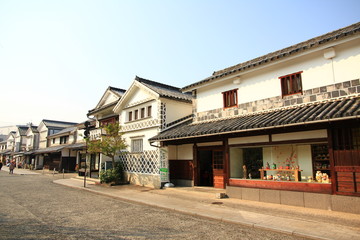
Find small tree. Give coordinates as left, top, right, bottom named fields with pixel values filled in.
left=86, top=122, right=127, bottom=183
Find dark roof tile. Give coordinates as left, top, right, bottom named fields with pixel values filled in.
left=150, top=96, right=360, bottom=142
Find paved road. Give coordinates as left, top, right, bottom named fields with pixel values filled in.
left=0, top=171, right=306, bottom=240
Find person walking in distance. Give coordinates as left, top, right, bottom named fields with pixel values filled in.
left=9, top=161, right=15, bottom=174
left=0, top=161, right=3, bottom=170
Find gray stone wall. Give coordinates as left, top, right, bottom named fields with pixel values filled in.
left=196, top=79, right=360, bottom=122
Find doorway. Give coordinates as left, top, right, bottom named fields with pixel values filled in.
left=197, top=149, right=225, bottom=188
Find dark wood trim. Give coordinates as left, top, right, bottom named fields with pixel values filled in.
left=229, top=138, right=327, bottom=148
left=224, top=139, right=230, bottom=186
left=193, top=143, right=198, bottom=186
left=229, top=178, right=332, bottom=194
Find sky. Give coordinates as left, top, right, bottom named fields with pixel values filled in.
left=0, top=0, right=359, bottom=127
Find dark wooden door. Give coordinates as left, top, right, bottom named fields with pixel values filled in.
left=213, top=150, right=225, bottom=189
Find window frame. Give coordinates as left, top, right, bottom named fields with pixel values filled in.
left=131, top=139, right=143, bottom=153
left=147, top=106, right=152, bottom=117
left=279, top=71, right=303, bottom=97
left=222, top=88, right=238, bottom=108
left=140, top=107, right=145, bottom=119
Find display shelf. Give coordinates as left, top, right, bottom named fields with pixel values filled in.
left=258, top=169, right=302, bottom=182
left=311, top=144, right=330, bottom=177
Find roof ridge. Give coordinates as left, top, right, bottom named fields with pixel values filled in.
left=135, top=76, right=181, bottom=91
left=182, top=21, right=360, bottom=91
left=109, top=86, right=126, bottom=93
left=192, top=94, right=360, bottom=125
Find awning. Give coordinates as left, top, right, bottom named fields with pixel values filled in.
left=33, top=143, right=86, bottom=154
left=34, top=145, right=66, bottom=154
left=65, top=143, right=86, bottom=150
left=0, top=150, right=12, bottom=155
left=150, top=96, right=360, bottom=142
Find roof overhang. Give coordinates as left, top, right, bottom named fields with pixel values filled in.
left=150, top=96, right=360, bottom=143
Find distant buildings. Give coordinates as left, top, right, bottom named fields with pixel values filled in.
left=1, top=22, right=359, bottom=213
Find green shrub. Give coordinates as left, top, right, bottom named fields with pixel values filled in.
left=100, top=162, right=124, bottom=184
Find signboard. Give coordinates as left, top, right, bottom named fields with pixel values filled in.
left=160, top=148, right=169, bottom=182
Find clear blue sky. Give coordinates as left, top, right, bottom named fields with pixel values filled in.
left=0, top=0, right=359, bottom=127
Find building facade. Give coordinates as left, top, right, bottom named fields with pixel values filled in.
left=113, top=76, right=193, bottom=188
left=150, top=22, right=360, bottom=213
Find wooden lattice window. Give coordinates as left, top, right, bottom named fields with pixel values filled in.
left=279, top=71, right=303, bottom=97
left=213, top=151, right=224, bottom=170
left=222, top=89, right=238, bottom=108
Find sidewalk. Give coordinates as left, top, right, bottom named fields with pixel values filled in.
left=3, top=166, right=360, bottom=239
left=54, top=177, right=360, bottom=240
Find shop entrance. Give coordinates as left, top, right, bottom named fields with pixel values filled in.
left=197, top=149, right=225, bottom=188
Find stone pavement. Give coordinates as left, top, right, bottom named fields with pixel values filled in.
left=2, top=166, right=360, bottom=240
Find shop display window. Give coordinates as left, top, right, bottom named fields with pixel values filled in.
left=229, top=144, right=330, bottom=183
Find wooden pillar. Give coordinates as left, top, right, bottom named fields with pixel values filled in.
left=224, top=139, right=230, bottom=187
left=193, top=143, right=198, bottom=186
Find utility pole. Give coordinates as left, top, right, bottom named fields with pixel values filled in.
left=84, top=121, right=90, bottom=188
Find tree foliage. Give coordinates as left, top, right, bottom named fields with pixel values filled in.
left=86, top=122, right=127, bottom=172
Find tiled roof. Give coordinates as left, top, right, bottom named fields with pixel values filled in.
left=135, top=76, right=192, bottom=103
left=149, top=96, right=360, bottom=142
left=29, top=126, right=39, bottom=133
left=182, top=22, right=360, bottom=91
left=17, top=126, right=29, bottom=136
left=109, top=86, right=126, bottom=97
left=49, top=126, right=77, bottom=137
left=34, top=145, right=66, bottom=154
left=42, top=119, right=78, bottom=128
left=88, top=101, right=118, bottom=116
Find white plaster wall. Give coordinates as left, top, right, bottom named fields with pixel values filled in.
left=102, top=93, right=119, bottom=105
left=167, top=144, right=193, bottom=160
left=167, top=145, right=177, bottom=159
left=38, top=125, right=48, bottom=149
left=176, top=144, right=193, bottom=160
left=128, top=87, right=153, bottom=105
left=163, top=99, right=192, bottom=123
left=229, top=135, right=269, bottom=145
left=272, top=130, right=327, bottom=142
left=196, top=39, right=360, bottom=113
left=123, top=128, right=159, bottom=151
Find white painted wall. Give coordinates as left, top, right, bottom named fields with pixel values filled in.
left=162, top=99, right=192, bottom=123
left=167, top=144, right=193, bottom=160
left=196, top=38, right=360, bottom=113
left=123, top=128, right=159, bottom=152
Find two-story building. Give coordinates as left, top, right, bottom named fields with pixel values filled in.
left=23, top=124, right=39, bottom=168
left=113, top=76, right=193, bottom=188
left=34, top=119, right=78, bottom=170
left=42, top=124, right=87, bottom=172
left=13, top=125, right=30, bottom=167
left=87, top=86, right=126, bottom=178
left=150, top=22, right=360, bottom=213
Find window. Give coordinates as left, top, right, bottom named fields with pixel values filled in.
left=147, top=106, right=152, bottom=117
left=60, top=136, right=68, bottom=144
left=128, top=111, right=133, bottom=121
left=140, top=108, right=145, bottom=118
left=222, top=89, right=238, bottom=108
left=52, top=139, right=55, bottom=144
left=279, top=71, right=303, bottom=97
left=134, top=110, right=138, bottom=120
left=131, top=139, right=143, bottom=152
